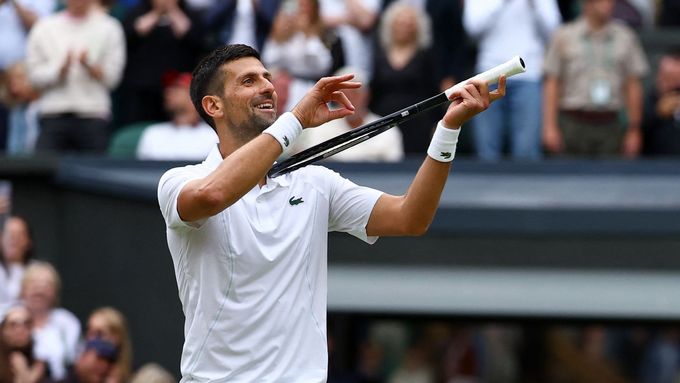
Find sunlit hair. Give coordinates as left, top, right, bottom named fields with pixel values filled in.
left=88, top=307, right=133, bottom=382
left=379, top=1, right=432, bottom=50
left=20, top=261, right=61, bottom=306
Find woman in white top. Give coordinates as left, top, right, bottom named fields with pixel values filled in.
left=262, top=0, right=333, bottom=112
left=0, top=217, right=35, bottom=309
left=20, top=262, right=80, bottom=380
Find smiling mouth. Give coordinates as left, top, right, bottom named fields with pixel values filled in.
left=254, top=102, right=275, bottom=111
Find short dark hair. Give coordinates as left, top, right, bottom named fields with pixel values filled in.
left=190, top=44, right=261, bottom=130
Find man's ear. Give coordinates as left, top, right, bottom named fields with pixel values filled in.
left=202, top=95, right=223, bottom=121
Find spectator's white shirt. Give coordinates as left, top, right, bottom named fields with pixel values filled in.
left=228, top=0, right=258, bottom=49
left=0, top=0, right=56, bottom=70
left=320, top=0, right=380, bottom=77
left=26, top=9, right=126, bottom=116
left=33, top=308, right=82, bottom=380
left=136, top=122, right=217, bottom=161
left=262, top=32, right=333, bottom=111
left=295, top=112, right=404, bottom=162
left=0, top=264, right=26, bottom=306
left=158, top=116, right=382, bottom=381
left=464, top=0, right=561, bottom=81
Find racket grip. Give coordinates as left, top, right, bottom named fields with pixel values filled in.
left=444, top=56, right=526, bottom=99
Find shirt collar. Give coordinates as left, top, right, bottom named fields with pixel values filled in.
left=202, top=144, right=291, bottom=188
left=576, top=17, right=613, bottom=39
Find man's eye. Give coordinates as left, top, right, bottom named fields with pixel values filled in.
left=243, top=78, right=254, bottom=85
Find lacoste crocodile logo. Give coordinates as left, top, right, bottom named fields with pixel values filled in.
left=440, top=151, right=452, bottom=159
left=283, top=136, right=290, bottom=147
left=289, top=196, right=304, bottom=206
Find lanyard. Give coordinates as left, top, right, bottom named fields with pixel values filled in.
left=582, top=30, right=615, bottom=72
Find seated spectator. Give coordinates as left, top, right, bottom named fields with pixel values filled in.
left=129, top=363, right=175, bottom=383
left=643, top=50, right=680, bottom=156
left=543, top=0, right=648, bottom=158
left=0, top=216, right=35, bottom=309
left=369, top=1, right=439, bottom=155
left=262, top=0, right=333, bottom=112
left=85, top=308, right=132, bottom=383
left=58, top=338, right=118, bottom=383
left=118, top=0, right=204, bottom=125
left=20, top=262, right=80, bottom=381
left=0, top=62, right=41, bottom=155
left=0, top=305, right=51, bottom=383
left=294, top=67, right=403, bottom=162
left=25, top=0, right=126, bottom=154
left=136, top=72, right=216, bottom=160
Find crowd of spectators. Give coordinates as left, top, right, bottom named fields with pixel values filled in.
left=0, top=215, right=176, bottom=383
left=0, top=0, right=678, bottom=160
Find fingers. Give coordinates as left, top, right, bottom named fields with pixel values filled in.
left=315, top=74, right=362, bottom=92
left=490, top=75, right=507, bottom=103
left=327, top=90, right=355, bottom=112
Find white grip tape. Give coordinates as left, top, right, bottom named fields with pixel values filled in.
left=262, top=112, right=302, bottom=151
left=427, top=121, right=460, bottom=162
left=444, top=56, right=526, bottom=98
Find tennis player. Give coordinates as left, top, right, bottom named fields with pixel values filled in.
left=158, top=44, right=505, bottom=382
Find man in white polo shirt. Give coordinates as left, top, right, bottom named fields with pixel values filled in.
left=158, top=44, right=505, bottom=382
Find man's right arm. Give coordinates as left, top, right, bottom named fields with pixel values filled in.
left=175, top=75, right=359, bottom=223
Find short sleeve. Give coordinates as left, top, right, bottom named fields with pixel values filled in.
left=326, top=170, right=383, bottom=243
left=157, top=167, right=205, bottom=230
left=623, top=32, right=649, bottom=78
left=543, top=28, right=563, bottom=77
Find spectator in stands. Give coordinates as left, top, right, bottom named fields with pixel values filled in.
left=20, top=262, right=80, bottom=381
left=464, top=0, right=561, bottom=161
left=294, top=67, right=404, bottom=162
left=643, top=50, right=680, bottom=156
left=425, top=0, right=472, bottom=92
left=0, top=216, right=35, bottom=309
left=84, top=307, right=132, bottom=383
left=320, top=0, right=379, bottom=77
left=203, top=0, right=281, bottom=52
left=262, top=0, right=333, bottom=112
left=0, top=304, right=51, bottom=383
left=25, top=0, right=126, bottom=154
left=543, top=0, right=648, bottom=158
left=0, top=0, right=56, bottom=153
left=136, top=71, right=216, bottom=160
left=369, top=1, right=439, bottom=155
left=129, top=363, right=175, bottom=383
left=58, top=338, right=118, bottom=383
left=0, top=62, right=41, bottom=155
left=118, top=0, right=203, bottom=125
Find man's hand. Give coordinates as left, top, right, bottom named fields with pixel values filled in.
left=291, top=74, right=359, bottom=128
left=543, top=123, right=564, bottom=154
left=59, top=52, right=73, bottom=81
left=622, top=127, right=641, bottom=158
left=79, top=51, right=104, bottom=81
left=442, top=76, right=506, bottom=128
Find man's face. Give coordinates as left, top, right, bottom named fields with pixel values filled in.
left=164, top=85, right=192, bottom=115
left=75, top=350, right=113, bottom=383
left=1, top=307, right=32, bottom=349
left=583, top=0, right=615, bottom=23
left=67, top=0, right=93, bottom=15
left=217, top=57, right=278, bottom=141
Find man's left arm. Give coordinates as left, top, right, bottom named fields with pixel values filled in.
left=622, top=76, right=643, bottom=158
left=366, top=77, right=506, bottom=237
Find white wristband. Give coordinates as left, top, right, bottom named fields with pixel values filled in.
left=262, top=112, right=302, bottom=151
left=427, top=121, right=460, bottom=162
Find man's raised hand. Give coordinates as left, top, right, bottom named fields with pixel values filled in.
left=291, top=74, right=360, bottom=128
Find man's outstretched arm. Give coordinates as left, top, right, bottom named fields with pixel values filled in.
left=366, top=77, right=506, bottom=237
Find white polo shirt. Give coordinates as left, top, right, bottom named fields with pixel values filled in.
left=158, top=144, right=382, bottom=382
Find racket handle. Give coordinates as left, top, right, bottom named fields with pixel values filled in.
left=444, top=56, right=526, bottom=99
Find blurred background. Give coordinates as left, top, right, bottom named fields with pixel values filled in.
left=1, top=0, right=680, bottom=382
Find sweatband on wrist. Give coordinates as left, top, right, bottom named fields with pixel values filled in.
left=427, top=121, right=460, bottom=162
left=262, top=112, right=302, bottom=151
